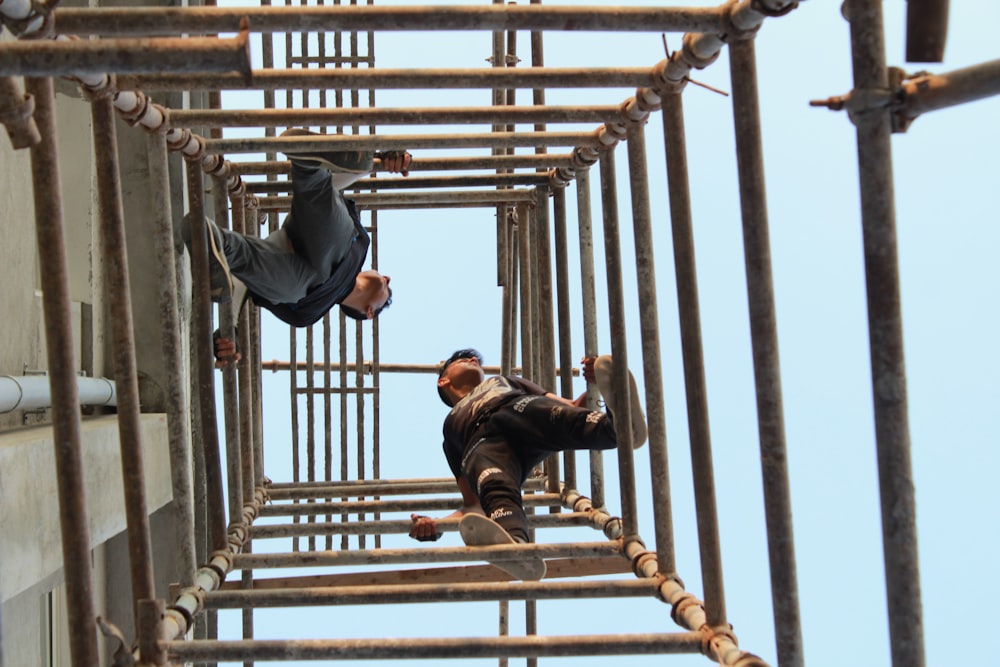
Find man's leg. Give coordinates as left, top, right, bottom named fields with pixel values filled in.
left=491, top=395, right=619, bottom=459
left=461, top=437, right=529, bottom=542
left=283, top=161, right=358, bottom=277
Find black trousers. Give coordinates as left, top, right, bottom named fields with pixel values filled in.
left=460, top=394, right=617, bottom=542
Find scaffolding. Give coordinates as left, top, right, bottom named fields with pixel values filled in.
left=1, top=1, right=996, bottom=666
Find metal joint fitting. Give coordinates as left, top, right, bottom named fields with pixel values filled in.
left=629, top=548, right=658, bottom=577
left=750, top=0, right=799, bottom=17
left=0, top=0, right=51, bottom=38
left=571, top=146, right=600, bottom=169
left=207, top=550, right=233, bottom=578
left=602, top=515, right=623, bottom=539
left=114, top=89, right=150, bottom=123
left=669, top=591, right=702, bottom=625
left=722, top=0, right=764, bottom=42
left=79, top=74, right=115, bottom=101
left=0, top=89, right=39, bottom=148
left=650, top=58, right=689, bottom=96
left=681, top=32, right=721, bottom=69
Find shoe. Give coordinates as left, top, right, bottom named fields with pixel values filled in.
left=593, top=355, right=648, bottom=448
left=459, top=514, right=546, bottom=581
left=279, top=128, right=374, bottom=174
left=180, top=213, right=232, bottom=304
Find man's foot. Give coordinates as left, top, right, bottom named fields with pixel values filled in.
left=459, top=514, right=546, bottom=581
left=593, top=355, right=648, bottom=448
left=279, top=128, right=374, bottom=174
left=180, top=213, right=233, bottom=303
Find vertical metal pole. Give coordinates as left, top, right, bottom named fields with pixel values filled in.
left=624, top=123, right=677, bottom=576
left=306, top=324, right=317, bottom=552
left=500, top=210, right=515, bottom=376
left=91, top=93, right=157, bottom=620
left=534, top=186, right=560, bottom=497
left=597, top=150, right=640, bottom=539
left=660, top=94, right=721, bottom=592
left=552, top=186, right=576, bottom=491
left=147, top=131, right=198, bottom=587
left=728, top=37, right=805, bottom=666
left=575, top=168, right=606, bottom=507
left=186, top=158, right=228, bottom=553
left=232, top=198, right=256, bottom=505
left=355, top=319, right=367, bottom=550
left=25, top=75, right=101, bottom=667
left=517, top=202, right=534, bottom=380
left=290, top=323, right=300, bottom=552
left=505, top=215, right=519, bottom=375
left=213, top=176, right=243, bottom=526
left=845, top=3, right=926, bottom=666
left=324, top=312, right=334, bottom=550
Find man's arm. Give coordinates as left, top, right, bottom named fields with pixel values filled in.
left=541, top=356, right=599, bottom=407
left=409, top=476, right=482, bottom=542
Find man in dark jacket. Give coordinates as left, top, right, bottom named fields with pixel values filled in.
left=184, top=128, right=410, bottom=364
left=409, top=349, right=647, bottom=580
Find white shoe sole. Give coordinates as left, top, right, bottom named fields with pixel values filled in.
left=593, top=355, right=648, bottom=448
left=459, top=514, right=546, bottom=581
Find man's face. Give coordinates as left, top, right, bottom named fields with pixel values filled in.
left=356, top=270, right=391, bottom=316
left=442, top=354, right=485, bottom=386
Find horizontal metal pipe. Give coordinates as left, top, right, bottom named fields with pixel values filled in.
left=250, top=512, right=590, bottom=539
left=234, top=542, right=620, bottom=569
left=256, top=189, right=536, bottom=210
left=117, top=66, right=653, bottom=92
left=207, top=131, right=597, bottom=154
left=246, top=173, right=551, bottom=193
left=167, top=633, right=704, bottom=661
left=0, top=374, right=116, bottom=413
left=259, top=493, right=562, bottom=517
left=232, top=154, right=577, bottom=175
left=54, top=5, right=724, bottom=37
left=261, top=360, right=579, bottom=376
left=0, top=33, right=250, bottom=77
left=900, top=58, right=1000, bottom=117
left=206, top=579, right=659, bottom=609
left=266, top=477, right=544, bottom=495
left=169, top=104, right=623, bottom=127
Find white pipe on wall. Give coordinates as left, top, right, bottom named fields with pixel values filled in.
left=0, top=375, right=117, bottom=413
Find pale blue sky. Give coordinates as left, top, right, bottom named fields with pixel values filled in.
left=214, top=2, right=1000, bottom=665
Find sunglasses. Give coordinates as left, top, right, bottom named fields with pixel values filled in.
left=439, top=348, right=483, bottom=376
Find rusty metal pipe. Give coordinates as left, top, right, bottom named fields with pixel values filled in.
left=574, top=168, right=606, bottom=507
left=905, top=0, right=949, bottom=63
left=206, top=579, right=658, bottom=609
left=729, top=37, right=803, bottom=665
left=625, top=123, right=677, bottom=576
left=166, top=633, right=703, bottom=662
left=117, top=66, right=662, bottom=93
left=900, top=58, right=1000, bottom=118
left=170, top=104, right=625, bottom=127
left=232, top=196, right=255, bottom=505
left=846, top=2, right=927, bottom=666
left=53, top=5, right=724, bottom=37
left=208, top=131, right=600, bottom=154
left=597, top=150, right=640, bottom=540
left=186, top=159, right=229, bottom=552
left=0, top=33, right=251, bottom=77
left=660, top=94, right=719, bottom=588
left=232, top=154, right=577, bottom=175
left=25, top=75, right=101, bottom=667
left=91, top=92, right=158, bottom=615
left=256, top=189, right=537, bottom=210
left=243, top=173, right=551, bottom=193
left=552, top=187, right=577, bottom=490
left=147, top=130, right=198, bottom=588
left=259, top=493, right=562, bottom=517
left=0, top=75, right=39, bottom=148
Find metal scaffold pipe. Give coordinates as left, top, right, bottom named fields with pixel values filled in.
left=205, top=579, right=659, bottom=609
left=660, top=93, right=720, bottom=592
left=25, top=74, right=101, bottom=667
left=147, top=131, right=198, bottom=588
left=208, top=130, right=601, bottom=154
left=728, top=36, right=804, bottom=667
left=120, top=66, right=657, bottom=92
left=0, top=74, right=39, bottom=148
left=232, top=153, right=578, bottom=175
left=0, top=32, right=251, bottom=77
left=91, top=92, right=158, bottom=631
left=169, top=104, right=623, bottom=127
left=625, top=123, right=678, bottom=576
left=53, top=5, right=725, bottom=37
left=846, top=1, right=927, bottom=666
left=167, top=632, right=704, bottom=662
